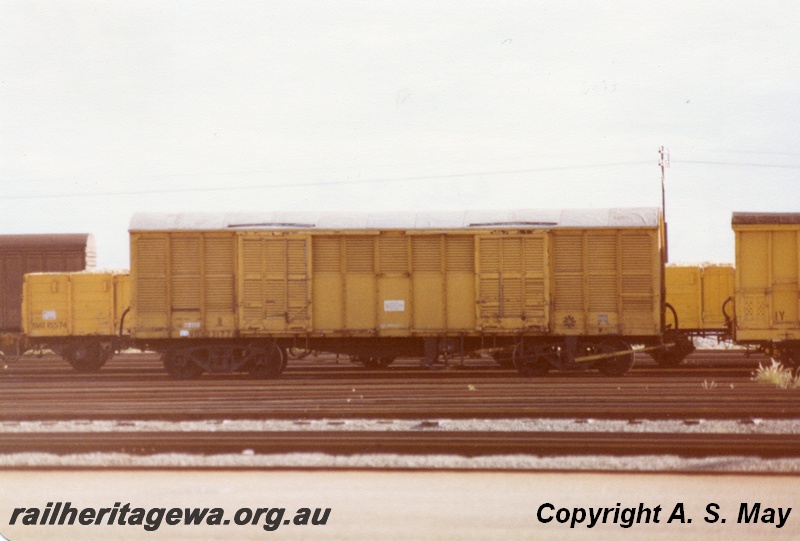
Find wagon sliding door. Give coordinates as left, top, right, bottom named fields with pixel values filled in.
left=238, top=233, right=310, bottom=334
left=477, top=233, right=548, bottom=331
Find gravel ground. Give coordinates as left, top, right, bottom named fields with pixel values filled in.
left=1, top=417, right=798, bottom=434
left=2, top=451, right=800, bottom=472
left=3, top=418, right=800, bottom=472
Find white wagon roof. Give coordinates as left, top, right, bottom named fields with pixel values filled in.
left=130, top=208, right=660, bottom=231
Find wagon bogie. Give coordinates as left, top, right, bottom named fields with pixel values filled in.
left=352, top=354, right=396, bottom=369
left=511, top=336, right=636, bottom=376
left=162, top=348, right=205, bottom=379
left=592, top=338, right=635, bottom=376
left=61, top=339, right=113, bottom=372
left=159, top=341, right=287, bottom=379
left=512, top=341, right=557, bottom=376
left=244, top=342, right=286, bottom=378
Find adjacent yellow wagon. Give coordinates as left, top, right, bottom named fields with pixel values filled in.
left=732, top=212, right=800, bottom=362
left=21, top=271, right=130, bottom=371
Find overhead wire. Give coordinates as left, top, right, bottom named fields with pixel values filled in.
left=3, top=157, right=798, bottom=201
left=2, top=160, right=650, bottom=200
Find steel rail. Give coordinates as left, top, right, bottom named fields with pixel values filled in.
left=2, top=350, right=793, bottom=422
left=3, top=431, right=800, bottom=458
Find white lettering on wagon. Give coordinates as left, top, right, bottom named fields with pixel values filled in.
left=383, top=300, right=405, bottom=312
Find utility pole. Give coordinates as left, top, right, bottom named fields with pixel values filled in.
left=659, top=145, right=669, bottom=222
left=659, top=146, right=670, bottom=262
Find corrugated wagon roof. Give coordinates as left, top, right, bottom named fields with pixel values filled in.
left=732, top=212, right=800, bottom=225
left=130, top=207, right=661, bottom=231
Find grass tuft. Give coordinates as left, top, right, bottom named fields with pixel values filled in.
left=752, top=359, right=800, bottom=389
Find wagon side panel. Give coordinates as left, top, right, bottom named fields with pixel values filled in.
left=22, top=274, right=71, bottom=337
left=664, top=266, right=702, bottom=330
left=376, top=234, right=411, bottom=335
left=701, top=266, right=734, bottom=330
left=444, top=235, right=477, bottom=331
left=70, top=273, right=117, bottom=336
left=342, top=235, right=377, bottom=333
left=619, top=229, right=661, bottom=336
left=311, top=235, right=344, bottom=332
left=552, top=227, right=661, bottom=337
left=410, top=235, right=445, bottom=332
left=130, top=232, right=170, bottom=339
left=734, top=219, right=800, bottom=342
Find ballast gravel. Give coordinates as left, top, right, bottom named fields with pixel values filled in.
left=2, top=418, right=800, bottom=472
left=3, top=451, right=800, bottom=472
left=0, top=417, right=797, bottom=434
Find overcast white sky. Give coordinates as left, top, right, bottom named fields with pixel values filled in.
left=2, top=1, right=799, bottom=268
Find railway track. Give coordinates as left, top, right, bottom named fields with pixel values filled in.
left=1, top=349, right=794, bottom=423
left=4, top=430, right=800, bottom=459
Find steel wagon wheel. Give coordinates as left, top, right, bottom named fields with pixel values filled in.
left=595, top=339, right=635, bottom=376
left=63, top=341, right=109, bottom=373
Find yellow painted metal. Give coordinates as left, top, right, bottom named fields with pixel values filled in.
left=443, top=236, right=476, bottom=330
left=115, top=274, right=131, bottom=335
left=665, top=266, right=733, bottom=331
left=130, top=232, right=168, bottom=339
left=733, top=222, right=800, bottom=342
left=307, top=232, right=479, bottom=336
left=477, top=232, right=548, bottom=332
left=129, top=215, right=663, bottom=341
left=665, top=266, right=702, bottom=330
left=23, top=272, right=129, bottom=337
left=130, top=231, right=237, bottom=339
left=238, top=232, right=309, bottom=335
left=310, top=235, right=345, bottom=332
left=552, top=228, right=661, bottom=336
left=701, top=266, right=734, bottom=329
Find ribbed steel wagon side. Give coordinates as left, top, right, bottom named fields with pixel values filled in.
left=128, top=208, right=666, bottom=378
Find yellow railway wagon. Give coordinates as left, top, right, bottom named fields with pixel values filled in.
left=732, top=212, right=800, bottom=362
left=129, top=208, right=664, bottom=378
left=665, top=266, right=734, bottom=333
left=22, top=271, right=130, bottom=371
